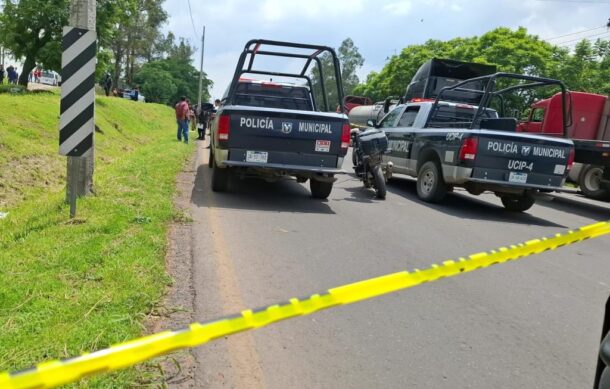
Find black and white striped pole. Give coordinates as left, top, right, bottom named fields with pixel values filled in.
left=60, top=0, right=96, bottom=218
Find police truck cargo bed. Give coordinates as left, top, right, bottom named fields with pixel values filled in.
left=210, top=40, right=350, bottom=199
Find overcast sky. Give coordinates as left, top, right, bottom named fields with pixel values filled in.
left=163, top=0, right=610, bottom=100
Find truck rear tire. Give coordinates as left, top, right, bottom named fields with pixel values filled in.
left=211, top=163, right=229, bottom=192
left=500, top=193, right=535, bottom=212
left=416, top=160, right=447, bottom=203
left=578, top=164, right=610, bottom=200
left=310, top=179, right=333, bottom=199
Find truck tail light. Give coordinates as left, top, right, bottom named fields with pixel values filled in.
left=459, top=137, right=479, bottom=161
left=341, top=123, right=351, bottom=151
left=218, top=115, right=230, bottom=141
left=567, top=147, right=575, bottom=170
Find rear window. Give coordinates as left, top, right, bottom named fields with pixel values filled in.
left=234, top=83, right=313, bottom=111
left=427, top=105, right=498, bottom=128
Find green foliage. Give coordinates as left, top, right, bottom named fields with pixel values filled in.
left=311, top=38, right=364, bottom=111
left=0, top=93, right=193, bottom=386
left=354, top=27, right=568, bottom=101
left=0, top=0, right=68, bottom=84
left=137, top=65, right=177, bottom=104
left=0, top=84, right=26, bottom=94
left=134, top=50, right=212, bottom=106
left=0, top=0, right=129, bottom=86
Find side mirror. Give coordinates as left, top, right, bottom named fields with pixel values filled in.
left=367, top=119, right=377, bottom=128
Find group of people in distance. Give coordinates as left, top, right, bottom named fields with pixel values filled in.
left=0, top=64, right=19, bottom=85
left=174, top=97, right=220, bottom=144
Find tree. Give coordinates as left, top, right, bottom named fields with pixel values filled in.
left=137, top=65, right=176, bottom=104
left=0, top=0, right=125, bottom=86
left=134, top=38, right=212, bottom=106
left=108, top=0, right=168, bottom=86
left=353, top=27, right=563, bottom=102
left=311, top=38, right=364, bottom=111
left=0, top=0, right=68, bottom=86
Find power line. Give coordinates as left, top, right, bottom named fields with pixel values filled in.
left=554, top=30, right=610, bottom=45
left=186, top=0, right=198, bottom=39
left=543, top=25, right=606, bottom=41
left=557, top=33, right=610, bottom=48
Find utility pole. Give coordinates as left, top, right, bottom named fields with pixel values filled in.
left=197, top=26, right=206, bottom=110
left=64, top=0, right=96, bottom=216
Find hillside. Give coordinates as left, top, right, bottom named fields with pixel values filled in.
left=0, top=92, right=193, bottom=386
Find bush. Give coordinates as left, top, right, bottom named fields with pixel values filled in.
left=0, top=84, right=25, bottom=94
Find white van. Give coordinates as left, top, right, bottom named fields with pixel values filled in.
left=40, top=71, right=61, bottom=86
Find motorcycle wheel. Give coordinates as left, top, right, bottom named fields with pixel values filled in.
left=372, top=164, right=386, bottom=199
left=352, top=146, right=360, bottom=167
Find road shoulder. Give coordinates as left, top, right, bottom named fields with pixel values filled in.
left=143, top=149, right=198, bottom=388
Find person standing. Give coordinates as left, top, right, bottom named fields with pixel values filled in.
left=130, top=86, right=140, bottom=101
left=189, top=104, right=197, bottom=132
left=175, top=96, right=190, bottom=144
left=7, top=65, right=17, bottom=84
left=0, top=64, right=4, bottom=85
left=102, top=73, right=112, bottom=96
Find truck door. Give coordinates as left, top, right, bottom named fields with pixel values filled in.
left=521, top=108, right=545, bottom=133
left=380, top=106, right=406, bottom=171
left=388, top=105, right=420, bottom=173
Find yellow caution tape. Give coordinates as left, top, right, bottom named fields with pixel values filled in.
left=2, top=220, right=610, bottom=388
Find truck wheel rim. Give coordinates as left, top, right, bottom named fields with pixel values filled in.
left=584, top=168, right=602, bottom=191
left=421, top=169, right=435, bottom=194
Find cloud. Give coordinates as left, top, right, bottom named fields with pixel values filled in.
left=382, top=1, right=413, bottom=15
left=162, top=0, right=609, bottom=99
left=258, top=0, right=366, bottom=22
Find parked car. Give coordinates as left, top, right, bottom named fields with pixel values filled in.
left=39, top=70, right=61, bottom=86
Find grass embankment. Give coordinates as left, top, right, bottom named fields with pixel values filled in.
left=0, top=92, right=193, bottom=386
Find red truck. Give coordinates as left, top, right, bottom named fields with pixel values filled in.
left=518, top=91, right=610, bottom=199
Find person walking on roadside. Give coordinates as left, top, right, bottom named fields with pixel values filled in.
left=175, top=96, right=190, bottom=144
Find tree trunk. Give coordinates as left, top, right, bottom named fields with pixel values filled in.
left=113, top=47, right=122, bottom=88
left=18, top=55, right=36, bottom=87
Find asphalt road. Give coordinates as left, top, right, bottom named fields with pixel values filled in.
left=189, top=142, right=610, bottom=388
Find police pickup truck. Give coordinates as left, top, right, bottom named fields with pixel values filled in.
left=365, top=73, right=575, bottom=212
left=209, top=40, right=350, bottom=199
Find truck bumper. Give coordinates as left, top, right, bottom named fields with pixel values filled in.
left=465, top=177, right=566, bottom=192
left=442, top=164, right=473, bottom=184
left=222, top=160, right=345, bottom=175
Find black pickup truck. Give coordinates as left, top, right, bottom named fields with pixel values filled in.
left=209, top=40, right=350, bottom=199
left=362, top=72, right=575, bottom=212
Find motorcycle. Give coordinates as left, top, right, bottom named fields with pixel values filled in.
left=352, top=128, right=392, bottom=199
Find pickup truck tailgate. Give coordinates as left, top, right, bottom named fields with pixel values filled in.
left=472, top=132, right=573, bottom=187
left=225, top=107, right=347, bottom=168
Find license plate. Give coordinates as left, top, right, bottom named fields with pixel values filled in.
left=315, top=140, right=331, bottom=152
left=508, top=172, right=528, bottom=184
left=246, top=151, right=268, bottom=163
